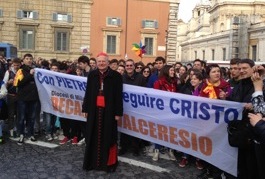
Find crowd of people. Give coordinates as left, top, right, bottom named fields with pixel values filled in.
left=0, top=53, right=265, bottom=179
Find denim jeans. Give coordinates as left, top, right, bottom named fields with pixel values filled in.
left=43, top=112, right=55, bottom=135
left=17, top=100, right=38, bottom=136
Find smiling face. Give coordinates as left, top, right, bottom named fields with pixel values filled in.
left=190, top=74, right=202, bottom=88
left=142, top=68, right=151, bottom=77
left=169, top=67, right=175, bottom=78
left=117, top=66, right=125, bottom=75
left=179, top=66, right=187, bottom=76
left=125, top=60, right=135, bottom=75
left=97, top=55, right=109, bottom=72
left=239, top=63, right=254, bottom=79
left=89, top=60, right=97, bottom=70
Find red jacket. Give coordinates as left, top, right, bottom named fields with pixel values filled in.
left=154, top=77, right=178, bottom=92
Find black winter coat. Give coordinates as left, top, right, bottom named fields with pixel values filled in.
left=82, top=68, right=123, bottom=171
left=17, top=65, right=39, bottom=101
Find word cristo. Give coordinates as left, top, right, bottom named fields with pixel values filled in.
left=123, top=92, right=239, bottom=124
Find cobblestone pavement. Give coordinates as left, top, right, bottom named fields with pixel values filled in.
left=0, top=136, right=223, bottom=179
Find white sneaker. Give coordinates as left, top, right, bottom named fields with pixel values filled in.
left=17, top=134, right=24, bottom=145
left=46, top=134, right=53, bottom=141
left=168, top=149, right=176, bottom=161
left=152, top=149, right=159, bottom=161
left=10, top=129, right=14, bottom=137
left=77, top=138, right=85, bottom=146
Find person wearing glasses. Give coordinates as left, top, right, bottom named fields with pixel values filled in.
left=119, top=59, right=146, bottom=157
left=135, top=61, right=144, bottom=73
left=141, top=66, right=151, bottom=84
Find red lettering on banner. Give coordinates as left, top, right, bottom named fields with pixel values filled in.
left=199, top=137, right=212, bottom=156
left=191, top=133, right=198, bottom=151
left=148, top=121, right=157, bottom=138
left=119, top=114, right=213, bottom=156
left=74, top=100, right=82, bottom=116
left=131, top=116, right=139, bottom=133
left=51, top=97, right=59, bottom=111
left=138, top=119, right=148, bottom=135
left=169, top=127, right=178, bottom=145
left=157, top=124, right=168, bottom=142
left=179, top=129, right=190, bottom=148
left=50, top=96, right=83, bottom=116
left=123, top=114, right=132, bottom=130
left=65, top=99, right=74, bottom=114
left=59, top=98, right=65, bottom=113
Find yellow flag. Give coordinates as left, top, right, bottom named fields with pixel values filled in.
left=13, top=69, right=24, bottom=87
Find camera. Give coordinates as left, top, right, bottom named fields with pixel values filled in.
left=257, top=69, right=265, bottom=76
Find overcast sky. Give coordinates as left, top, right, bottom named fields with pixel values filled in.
left=178, top=0, right=201, bottom=22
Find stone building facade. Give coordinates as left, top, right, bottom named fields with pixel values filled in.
left=0, top=0, right=180, bottom=64
left=0, top=0, right=92, bottom=60
left=90, top=0, right=179, bottom=64
left=178, top=0, right=265, bottom=63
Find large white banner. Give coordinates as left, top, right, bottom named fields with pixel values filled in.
left=34, top=69, right=243, bottom=176
left=35, top=68, right=87, bottom=121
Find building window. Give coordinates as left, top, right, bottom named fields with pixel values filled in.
left=202, top=50, right=205, bottom=60
left=19, top=27, right=35, bottom=50
left=212, top=49, right=215, bottom=60
left=195, top=51, right=197, bottom=59
left=54, top=29, right=70, bottom=51
left=233, top=47, right=239, bottom=58
left=145, top=37, right=154, bottom=55
left=17, top=10, right=38, bottom=20
left=141, top=33, right=157, bottom=56
left=52, top=13, right=72, bottom=23
left=252, top=45, right=257, bottom=61
left=106, top=17, right=121, bottom=26
left=0, top=9, right=3, bottom=17
left=107, top=35, right=116, bottom=54
left=142, top=20, right=158, bottom=29
left=222, top=48, right=226, bottom=60
left=103, top=31, right=120, bottom=55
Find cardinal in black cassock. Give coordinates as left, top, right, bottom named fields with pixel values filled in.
left=82, top=52, right=123, bottom=173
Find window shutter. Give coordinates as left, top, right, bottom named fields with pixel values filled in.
left=67, top=14, right=72, bottom=23
left=117, top=18, right=121, bottom=26
left=154, top=21, right=158, bottom=29
left=52, top=13, right=58, bottom=21
left=33, top=11, right=38, bottom=20
left=19, top=29, right=23, bottom=49
left=141, top=20, right=146, bottom=28
left=0, top=9, right=3, bottom=17
left=107, top=17, right=112, bottom=25
left=17, top=10, right=23, bottom=19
